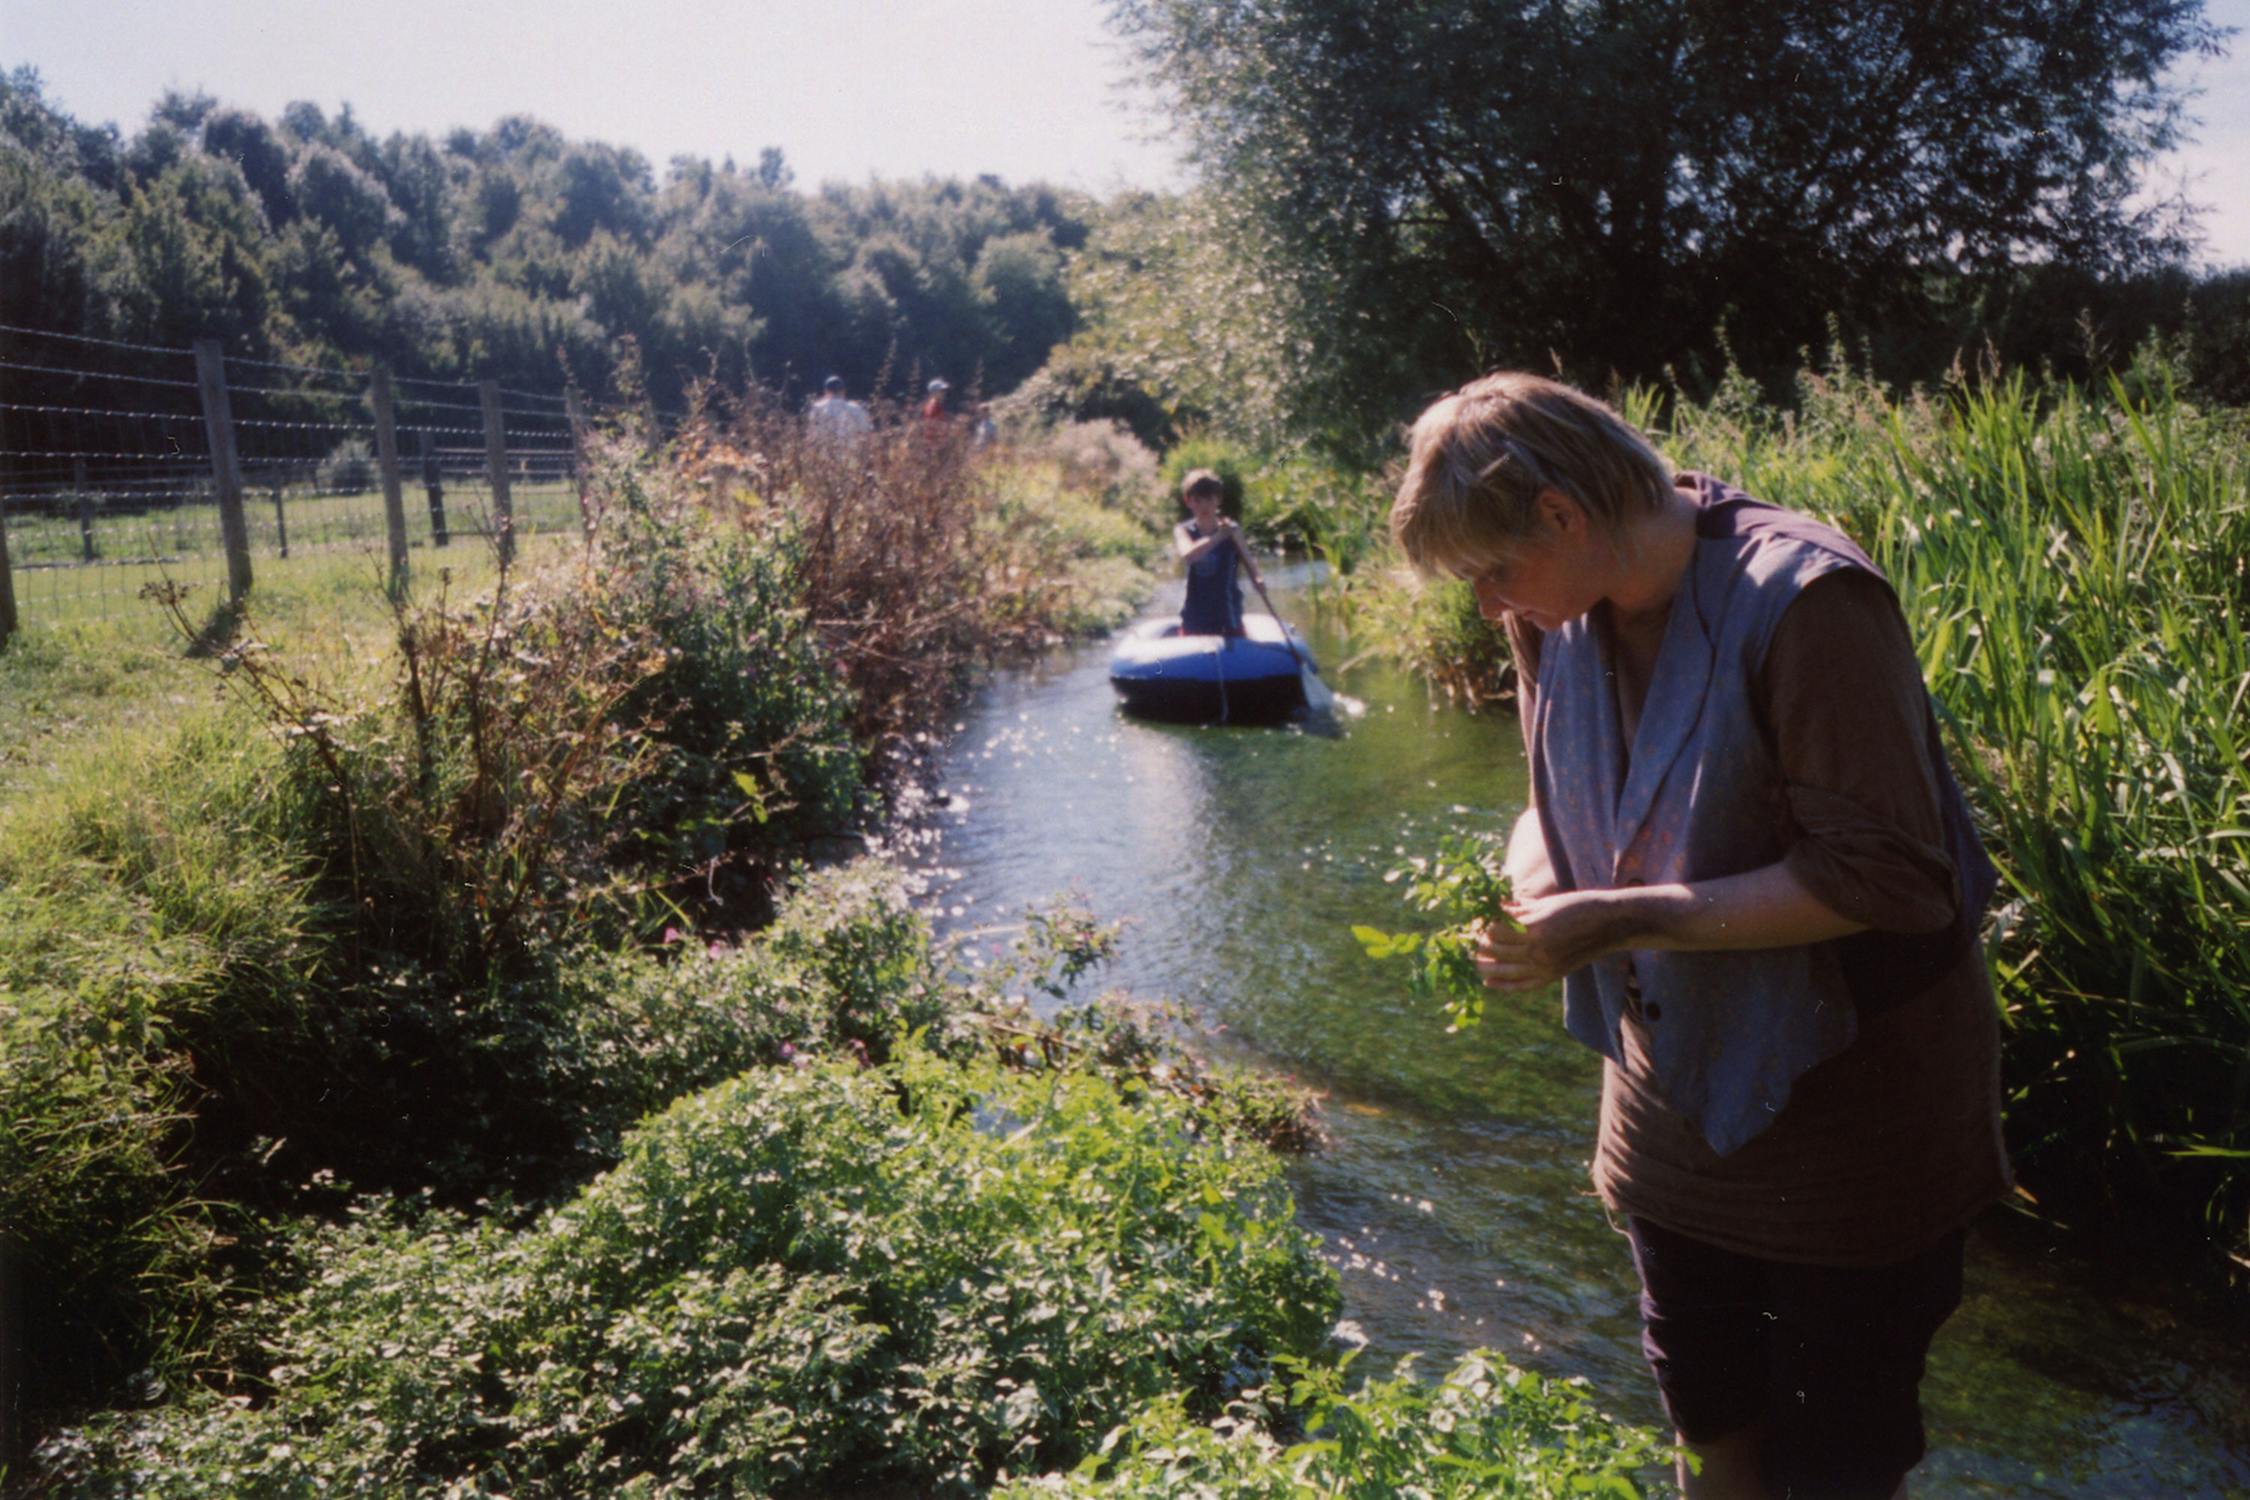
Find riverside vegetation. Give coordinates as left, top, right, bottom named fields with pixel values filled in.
left=2, top=403, right=1666, bottom=1494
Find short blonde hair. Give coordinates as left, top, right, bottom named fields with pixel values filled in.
left=1390, top=372, right=1673, bottom=578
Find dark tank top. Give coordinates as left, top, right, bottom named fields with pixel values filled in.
left=1180, top=520, right=1244, bottom=635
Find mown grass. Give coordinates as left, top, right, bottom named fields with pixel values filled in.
left=0, top=535, right=578, bottom=798
left=2, top=482, right=585, bottom=630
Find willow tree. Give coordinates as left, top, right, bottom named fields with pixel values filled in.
left=1106, top=0, right=2228, bottom=442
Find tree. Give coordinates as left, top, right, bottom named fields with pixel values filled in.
left=973, top=231, right=1075, bottom=387
left=1107, top=0, right=2230, bottom=442
left=1, top=83, right=1092, bottom=411
left=1037, top=189, right=1341, bottom=452
left=291, top=143, right=397, bottom=258
left=202, top=107, right=294, bottom=226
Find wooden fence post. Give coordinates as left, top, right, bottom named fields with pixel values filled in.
left=565, top=388, right=594, bottom=538
left=192, top=339, right=254, bottom=605
left=419, top=432, right=448, bottom=548
left=369, top=368, right=409, bottom=592
left=1, top=1233, right=21, bottom=1480
left=269, top=482, right=289, bottom=560
left=74, top=457, right=97, bottom=562
left=478, top=380, right=515, bottom=565
left=0, top=491, right=18, bottom=647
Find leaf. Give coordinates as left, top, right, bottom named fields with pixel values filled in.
left=1351, top=924, right=1397, bottom=957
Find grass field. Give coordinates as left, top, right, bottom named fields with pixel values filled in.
left=3, top=480, right=585, bottom=629
left=0, top=531, right=588, bottom=804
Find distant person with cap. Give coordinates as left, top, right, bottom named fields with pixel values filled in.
left=808, top=374, right=872, bottom=447
left=921, top=377, right=951, bottom=427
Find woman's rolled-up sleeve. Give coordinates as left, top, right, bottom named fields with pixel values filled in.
left=1760, top=570, right=1958, bottom=934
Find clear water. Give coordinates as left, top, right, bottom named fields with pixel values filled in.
left=901, top=581, right=2250, bottom=1497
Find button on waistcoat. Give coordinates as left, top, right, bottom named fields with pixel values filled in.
left=1531, top=476, right=1878, bottom=1156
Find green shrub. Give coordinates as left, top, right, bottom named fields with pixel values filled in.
left=994, top=1351, right=1668, bottom=1497
left=549, top=858, right=951, bottom=1149
left=42, top=1049, right=1340, bottom=1498
left=589, top=469, right=864, bottom=905
left=977, top=991, right=1327, bottom=1157
left=315, top=437, right=375, bottom=496
left=1342, top=573, right=1516, bottom=710
left=1021, top=419, right=1162, bottom=513
left=983, top=459, right=1162, bottom=636
left=1005, top=347, right=1181, bottom=452
left=1244, top=456, right=1387, bottom=573
left=1157, top=436, right=1252, bottom=527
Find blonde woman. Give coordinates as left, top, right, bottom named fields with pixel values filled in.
left=1390, top=373, right=2008, bottom=1500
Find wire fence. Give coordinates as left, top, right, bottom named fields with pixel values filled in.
left=0, top=325, right=675, bottom=637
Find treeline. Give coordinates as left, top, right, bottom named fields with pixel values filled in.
left=0, top=67, right=1081, bottom=407
left=1073, top=0, right=2250, bottom=454
left=11, top=47, right=2250, bottom=459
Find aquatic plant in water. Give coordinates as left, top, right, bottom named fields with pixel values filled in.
left=1354, top=831, right=1516, bottom=1031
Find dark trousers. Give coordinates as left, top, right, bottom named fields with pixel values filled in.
left=1627, top=1216, right=1966, bottom=1500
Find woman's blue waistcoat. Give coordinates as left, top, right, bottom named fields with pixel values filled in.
left=1529, top=475, right=1982, bottom=1157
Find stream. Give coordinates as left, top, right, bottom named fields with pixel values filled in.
left=898, top=576, right=2250, bottom=1498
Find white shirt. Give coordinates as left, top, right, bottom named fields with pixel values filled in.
left=807, top=395, right=873, bottom=444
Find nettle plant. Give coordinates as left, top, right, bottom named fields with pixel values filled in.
left=1354, top=832, right=1515, bottom=1032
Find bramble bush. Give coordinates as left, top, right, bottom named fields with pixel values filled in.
left=40, top=1049, right=1341, bottom=1498
left=995, top=1351, right=1668, bottom=1498
left=577, top=461, right=866, bottom=923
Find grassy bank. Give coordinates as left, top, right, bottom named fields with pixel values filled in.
left=3, top=406, right=1668, bottom=1495
left=1274, top=361, right=2250, bottom=1269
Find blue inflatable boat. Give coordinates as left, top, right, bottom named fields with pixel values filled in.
left=1108, top=613, right=1319, bottom=723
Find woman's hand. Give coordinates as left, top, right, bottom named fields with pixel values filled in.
left=1474, top=889, right=1636, bottom=991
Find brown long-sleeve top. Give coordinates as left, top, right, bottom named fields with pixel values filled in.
left=1508, top=566, right=2011, bottom=1267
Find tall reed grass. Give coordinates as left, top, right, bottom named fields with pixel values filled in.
left=1659, top=362, right=2250, bottom=1257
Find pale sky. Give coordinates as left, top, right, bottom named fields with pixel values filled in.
left=0, top=0, right=1187, bottom=195
left=2, top=0, right=2245, bottom=266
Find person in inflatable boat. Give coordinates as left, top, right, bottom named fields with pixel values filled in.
left=1172, top=467, right=1264, bottom=636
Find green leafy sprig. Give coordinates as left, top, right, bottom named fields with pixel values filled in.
left=1353, top=831, right=1517, bottom=1032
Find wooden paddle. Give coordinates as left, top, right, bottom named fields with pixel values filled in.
left=1243, top=555, right=1335, bottom=715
